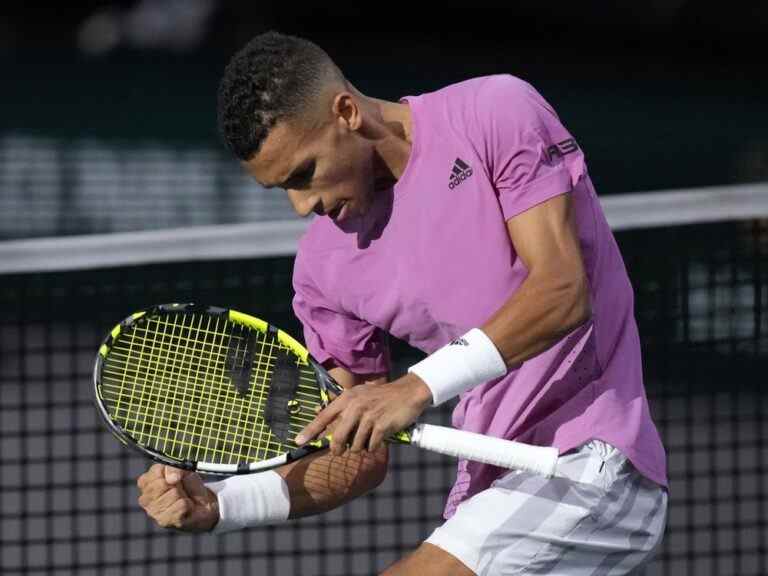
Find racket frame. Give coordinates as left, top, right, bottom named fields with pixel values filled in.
left=93, top=303, right=343, bottom=475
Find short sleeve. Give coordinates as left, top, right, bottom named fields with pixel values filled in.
left=292, top=250, right=390, bottom=375
left=479, top=76, right=586, bottom=220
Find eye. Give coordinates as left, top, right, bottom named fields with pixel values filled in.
left=287, top=161, right=316, bottom=189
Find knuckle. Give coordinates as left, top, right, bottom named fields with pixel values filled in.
left=337, top=421, right=354, bottom=439
left=143, top=481, right=160, bottom=498
left=360, top=413, right=375, bottom=426
left=177, top=500, right=191, bottom=516
left=354, top=436, right=368, bottom=452
left=306, top=423, right=321, bottom=436
left=346, top=402, right=363, bottom=417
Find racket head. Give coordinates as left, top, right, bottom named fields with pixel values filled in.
left=93, top=303, right=343, bottom=474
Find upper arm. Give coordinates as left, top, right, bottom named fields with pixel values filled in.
left=474, top=77, right=588, bottom=287
left=505, top=193, right=591, bottom=325
left=292, top=250, right=390, bottom=375
left=505, top=193, right=585, bottom=281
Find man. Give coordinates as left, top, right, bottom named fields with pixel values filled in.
left=137, top=31, right=668, bottom=574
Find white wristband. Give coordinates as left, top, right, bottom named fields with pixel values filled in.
left=206, top=470, right=290, bottom=534
left=408, top=328, right=507, bottom=406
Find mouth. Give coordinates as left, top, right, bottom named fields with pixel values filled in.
left=328, top=201, right=349, bottom=222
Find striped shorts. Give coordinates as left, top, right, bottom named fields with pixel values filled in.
left=426, top=439, right=668, bottom=575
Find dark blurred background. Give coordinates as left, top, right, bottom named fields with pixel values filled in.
left=2, top=4, right=767, bottom=575
left=3, top=1, right=767, bottom=195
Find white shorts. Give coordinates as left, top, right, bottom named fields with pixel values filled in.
left=426, top=440, right=668, bottom=575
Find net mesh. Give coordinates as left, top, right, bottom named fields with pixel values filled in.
left=1, top=191, right=767, bottom=575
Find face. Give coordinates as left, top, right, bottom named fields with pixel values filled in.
left=242, top=93, right=378, bottom=223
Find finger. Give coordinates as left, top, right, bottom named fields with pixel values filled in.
left=296, top=400, right=345, bottom=445
left=137, top=463, right=165, bottom=490
left=368, top=423, right=389, bottom=453
left=155, top=496, right=193, bottom=529
left=138, top=476, right=175, bottom=505
left=145, top=484, right=189, bottom=517
left=328, top=407, right=361, bottom=456
left=164, top=465, right=189, bottom=485
left=140, top=475, right=187, bottom=508
left=349, top=417, right=374, bottom=453
left=140, top=482, right=178, bottom=511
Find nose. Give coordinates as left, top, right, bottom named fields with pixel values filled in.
left=286, top=189, right=321, bottom=218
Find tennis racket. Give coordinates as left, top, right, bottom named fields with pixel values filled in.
left=94, top=303, right=559, bottom=476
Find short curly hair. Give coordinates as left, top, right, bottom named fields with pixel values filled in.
left=217, top=31, right=339, bottom=161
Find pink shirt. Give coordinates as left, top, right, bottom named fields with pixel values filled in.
left=292, top=75, right=667, bottom=518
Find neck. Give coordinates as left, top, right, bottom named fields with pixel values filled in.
left=360, top=96, right=413, bottom=187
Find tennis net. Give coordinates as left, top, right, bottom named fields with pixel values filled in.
left=1, top=183, right=767, bottom=575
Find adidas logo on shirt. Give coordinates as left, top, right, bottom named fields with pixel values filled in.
left=449, top=158, right=473, bottom=189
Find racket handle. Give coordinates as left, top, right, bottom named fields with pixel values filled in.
left=409, top=424, right=559, bottom=476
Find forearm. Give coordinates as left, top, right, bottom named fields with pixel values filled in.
left=207, top=443, right=388, bottom=532
left=482, top=270, right=591, bottom=369
left=277, top=443, right=389, bottom=519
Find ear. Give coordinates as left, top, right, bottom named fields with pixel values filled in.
left=332, top=92, right=363, bottom=132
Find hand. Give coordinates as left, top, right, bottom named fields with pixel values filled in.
left=295, top=373, right=433, bottom=455
left=137, top=464, right=220, bottom=533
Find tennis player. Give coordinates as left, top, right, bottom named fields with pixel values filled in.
left=136, top=31, right=668, bottom=574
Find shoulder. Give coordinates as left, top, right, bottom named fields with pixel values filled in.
left=420, top=75, right=547, bottom=111
left=417, top=74, right=530, bottom=101
left=414, top=75, right=556, bottom=141
left=473, top=75, right=560, bottom=132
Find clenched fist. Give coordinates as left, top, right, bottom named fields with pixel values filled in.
left=137, top=464, right=219, bottom=532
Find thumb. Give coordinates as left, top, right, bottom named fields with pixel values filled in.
left=163, top=465, right=188, bottom=485
left=182, top=472, right=213, bottom=504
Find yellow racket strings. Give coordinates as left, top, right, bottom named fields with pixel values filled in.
left=100, top=313, right=322, bottom=464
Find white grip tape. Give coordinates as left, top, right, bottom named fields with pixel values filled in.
left=410, top=424, right=559, bottom=476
